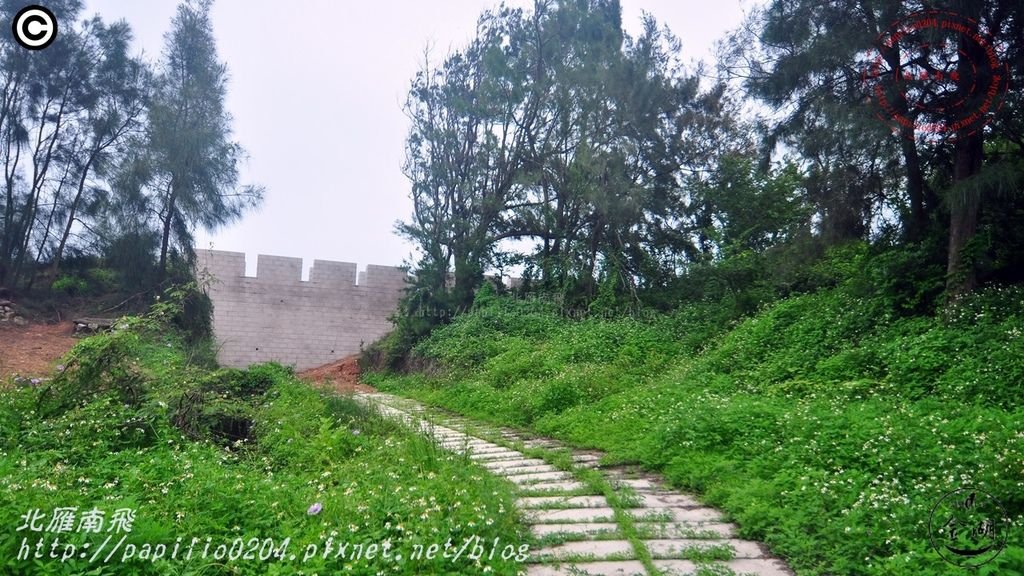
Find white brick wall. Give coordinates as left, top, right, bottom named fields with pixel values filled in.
left=196, top=249, right=407, bottom=371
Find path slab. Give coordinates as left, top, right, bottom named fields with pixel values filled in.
left=531, top=523, right=620, bottom=538
left=634, top=521, right=738, bottom=539
left=438, top=437, right=487, bottom=445
left=506, top=471, right=574, bottom=485
left=519, top=481, right=588, bottom=493
left=610, top=478, right=660, bottom=491
left=636, top=492, right=703, bottom=508
left=532, top=540, right=635, bottom=561
left=487, top=464, right=556, bottom=475
left=653, top=558, right=794, bottom=576
left=721, top=558, right=795, bottom=575
left=522, top=439, right=562, bottom=449
left=526, top=507, right=616, bottom=523
left=468, top=445, right=512, bottom=455
left=526, top=560, right=646, bottom=575
left=518, top=496, right=608, bottom=509
left=469, top=450, right=523, bottom=461
left=646, top=538, right=766, bottom=559
left=628, top=507, right=724, bottom=523
left=480, top=457, right=547, bottom=467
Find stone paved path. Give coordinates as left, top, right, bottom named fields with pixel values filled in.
left=356, top=392, right=794, bottom=576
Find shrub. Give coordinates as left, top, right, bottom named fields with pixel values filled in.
left=50, top=274, right=88, bottom=296
left=85, top=267, right=119, bottom=294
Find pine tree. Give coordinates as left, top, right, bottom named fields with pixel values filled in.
left=146, top=0, right=262, bottom=278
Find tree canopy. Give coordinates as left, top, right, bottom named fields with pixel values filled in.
left=0, top=0, right=262, bottom=292
left=397, top=0, right=1024, bottom=338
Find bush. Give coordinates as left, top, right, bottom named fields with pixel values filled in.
left=85, top=267, right=120, bottom=294
left=103, top=229, right=159, bottom=290
left=50, top=274, right=88, bottom=296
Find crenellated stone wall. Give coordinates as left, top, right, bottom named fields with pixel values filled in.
left=195, top=249, right=407, bottom=371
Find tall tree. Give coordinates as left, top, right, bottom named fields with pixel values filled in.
left=0, top=0, right=133, bottom=287
left=720, top=0, right=912, bottom=245
left=400, top=0, right=738, bottom=313
left=400, top=5, right=538, bottom=312
left=49, top=17, right=150, bottom=276
left=723, top=0, right=1023, bottom=299
left=144, top=0, right=262, bottom=278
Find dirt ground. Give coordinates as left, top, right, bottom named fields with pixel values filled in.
left=0, top=318, right=374, bottom=394
left=298, top=354, right=377, bottom=394
left=0, top=322, right=77, bottom=380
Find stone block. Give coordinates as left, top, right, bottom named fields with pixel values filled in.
left=310, top=260, right=357, bottom=286
left=256, top=254, right=302, bottom=283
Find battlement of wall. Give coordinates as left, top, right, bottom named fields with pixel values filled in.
left=196, top=249, right=407, bottom=371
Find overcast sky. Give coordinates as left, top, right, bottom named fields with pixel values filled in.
left=80, top=0, right=754, bottom=278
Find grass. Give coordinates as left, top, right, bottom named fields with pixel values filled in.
left=366, top=283, right=1024, bottom=575
left=0, top=306, right=530, bottom=575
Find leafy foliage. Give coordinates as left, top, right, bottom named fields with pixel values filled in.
left=368, top=259, right=1024, bottom=575
left=50, top=276, right=88, bottom=297
left=399, top=0, right=752, bottom=321
left=0, top=0, right=261, bottom=296
left=392, top=0, right=1024, bottom=358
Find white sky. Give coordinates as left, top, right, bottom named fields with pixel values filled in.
left=80, top=0, right=753, bottom=277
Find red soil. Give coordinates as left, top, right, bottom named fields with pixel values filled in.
left=298, top=354, right=376, bottom=394
left=0, top=321, right=77, bottom=380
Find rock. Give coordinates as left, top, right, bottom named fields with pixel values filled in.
left=12, top=315, right=27, bottom=326
left=1, top=301, right=15, bottom=322
left=72, top=317, right=115, bottom=335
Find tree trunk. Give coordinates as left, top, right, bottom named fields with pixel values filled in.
left=52, top=150, right=99, bottom=275
left=876, top=23, right=930, bottom=241
left=13, top=89, right=71, bottom=288
left=946, top=133, right=983, bottom=299
left=945, top=0, right=987, bottom=300
left=0, top=78, right=22, bottom=286
left=584, top=217, right=602, bottom=298
left=451, top=252, right=479, bottom=311
left=901, top=136, right=928, bottom=240
left=26, top=159, right=75, bottom=291
left=159, top=181, right=178, bottom=281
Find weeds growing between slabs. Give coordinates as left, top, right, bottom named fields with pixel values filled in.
left=367, top=282, right=1024, bottom=575
left=0, top=303, right=528, bottom=575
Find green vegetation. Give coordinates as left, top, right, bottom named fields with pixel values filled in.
left=5, top=2, right=1021, bottom=575
left=1, top=0, right=261, bottom=294
left=0, top=301, right=528, bottom=575
left=367, top=245, right=1024, bottom=576
left=395, top=0, right=1024, bottom=352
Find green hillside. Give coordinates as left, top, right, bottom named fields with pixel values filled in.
left=367, top=250, right=1024, bottom=575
